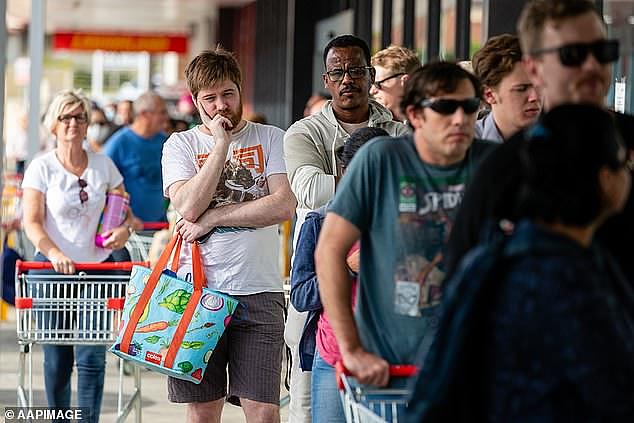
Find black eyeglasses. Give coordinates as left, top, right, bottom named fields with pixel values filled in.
left=373, top=73, right=405, bottom=90
left=324, top=66, right=373, bottom=82
left=419, top=98, right=481, bottom=115
left=78, top=178, right=88, bottom=204
left=530, top=39, right=619, bottom=67
left=58, top=114, right=89, bottom=124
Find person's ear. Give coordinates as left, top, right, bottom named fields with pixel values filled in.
left=400, top=73, right=409, bottom=87
left=405, top=105, right=423, bottom=128
left=598, top=166, right=622, bottom=212
left=483, top=86, right=497, bottom=106
left=322, top=73, right=329, bottom=89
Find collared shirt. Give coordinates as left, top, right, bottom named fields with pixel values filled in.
left=475, top=112, right=504, bottom=144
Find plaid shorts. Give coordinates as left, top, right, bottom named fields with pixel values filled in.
left=168, top=291, right=285, bottom=405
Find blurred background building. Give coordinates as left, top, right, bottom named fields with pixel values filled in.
left=0, top=0, right=632, bottom=171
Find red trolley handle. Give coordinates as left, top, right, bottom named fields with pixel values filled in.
left=16, top=260, right=150, bottom=274
left=335, top=361, right=418, bottom=390
left=142, top=222, right=169, bottom=230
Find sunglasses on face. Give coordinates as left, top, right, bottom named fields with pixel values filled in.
left=78, top=178, right=88, bottom=204
left=531, top=39, right=619, bottom=67
left=373, top=73, right=405, bottom=90
left=419, top=98, right=481, bottom=115
left=324, top=66, right=373, bottom=82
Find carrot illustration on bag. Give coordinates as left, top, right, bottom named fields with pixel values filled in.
left=136, top=321, right=169, bottom=333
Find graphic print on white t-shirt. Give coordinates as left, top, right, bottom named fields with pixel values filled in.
left=196, top=144, right=269, bottom=210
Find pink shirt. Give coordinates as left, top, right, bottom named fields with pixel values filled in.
left=316, top=242, right=360, bottom=366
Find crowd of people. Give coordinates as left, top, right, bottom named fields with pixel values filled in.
left=15, top=0, right=634, bottom=422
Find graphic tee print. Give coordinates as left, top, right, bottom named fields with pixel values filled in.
left=196, top=144, right=269, bottom=211
left=394, top=177, right=465, bottom=317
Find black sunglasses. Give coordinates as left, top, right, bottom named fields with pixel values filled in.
left=419, top=98, right=480, bottom=115
left=530, top=39, right=619, bottom=67
left=373, top=73, right=405, bottom=90
left=78, top=178, right=88, bottom=204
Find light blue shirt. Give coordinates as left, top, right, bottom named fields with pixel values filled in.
left=475, top=112, right=504, bottom=144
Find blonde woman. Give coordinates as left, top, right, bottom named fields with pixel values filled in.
left=22, top=89, right=134, bottom=423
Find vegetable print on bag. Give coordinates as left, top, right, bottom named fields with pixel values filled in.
left=110, top=235, right=238, bottom=383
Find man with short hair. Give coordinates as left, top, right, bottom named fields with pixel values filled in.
left=370, top=45, right=422, bottom=122
left=103, top=91, right=169, bottom=226
left=315, top=62, right=495, bottom=387
left=472, top=34, right=542, bottom=142
left=283, top=34, right=408, bottom=422
left=115, top=99, right=134, bottom=126
left=162, top=47, right=296, bottom=423
left=445, top=0, right=634, bottom=282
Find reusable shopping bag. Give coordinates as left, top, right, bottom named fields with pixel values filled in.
left=110, top=234, right=238, bottom=383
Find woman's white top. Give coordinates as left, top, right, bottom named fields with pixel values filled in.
left=22, top=150, right=124, bottom=262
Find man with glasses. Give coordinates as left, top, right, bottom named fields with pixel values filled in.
left=370, top=45, right=422, bottom=122
left=445, top=0, right=634, bottom=283
left=315, top=62, right=495, bottom=388
left=283, top=34, right=408, bottom=422
left=103, top=91, right=169, bottom=228
left=472, top=34, right=542, bottom=142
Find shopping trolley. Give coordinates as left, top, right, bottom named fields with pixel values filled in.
left=125, top=222, right=170, bottom=262
left=15, top=260, right=149, bottom=423
left=336, top=361, right=418, bottom=423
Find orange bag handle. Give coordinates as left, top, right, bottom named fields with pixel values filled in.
left=121, top=234, right=206, bottom=355
left=170, top=236, right=182, bottom=272
left=164, top=241, right=206, bottom=368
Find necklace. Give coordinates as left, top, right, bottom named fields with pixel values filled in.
left=56, top=149, right=88, bottom=177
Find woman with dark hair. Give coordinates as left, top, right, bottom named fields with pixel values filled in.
left=406, top=104, right=634, bottom=422
left=290, top=126, right=389, bottom=423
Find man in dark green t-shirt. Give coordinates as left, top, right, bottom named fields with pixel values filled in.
left=315, top=62, right=496, bottom=387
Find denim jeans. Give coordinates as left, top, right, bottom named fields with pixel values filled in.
left=42, top=344, right=106, bottom=423
left=311, top=348, right=346, bottom=423
left=32, top=252, right=116, bottom=423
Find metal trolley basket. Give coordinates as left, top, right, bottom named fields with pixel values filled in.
left=336, top=362, right=418, bottom=423
left=15, top=260, right=148, bottom=423
left=125, top=222, right=170, bottom=263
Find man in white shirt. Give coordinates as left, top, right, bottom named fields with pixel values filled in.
left=162, top=47, right=296, bottom=423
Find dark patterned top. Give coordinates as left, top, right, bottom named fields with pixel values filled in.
left=483, top=222, right=634, bottom=422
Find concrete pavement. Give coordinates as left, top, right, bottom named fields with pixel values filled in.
left=0, top=310, right=289, bottom=423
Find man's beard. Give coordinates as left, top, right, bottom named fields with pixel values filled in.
left=198, top=98, right=243, bottom=129
left=220, top=99, right=243, bottom=128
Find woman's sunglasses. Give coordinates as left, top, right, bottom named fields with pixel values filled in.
left=78, top=178, right=88, bottom=204
left=419, top=98, right=481, bottom=115
left=530, top=39, right=619, bottom=67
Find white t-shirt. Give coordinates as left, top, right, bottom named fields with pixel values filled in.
left=22, top=150, right=124, bottom=262
left=162, top=122, right=287, bottom=295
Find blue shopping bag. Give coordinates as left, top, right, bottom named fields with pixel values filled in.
left=110, top=235, right=238, bottom=383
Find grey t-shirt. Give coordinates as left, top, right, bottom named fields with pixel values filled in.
left=329, top=135, right=495, bottom=365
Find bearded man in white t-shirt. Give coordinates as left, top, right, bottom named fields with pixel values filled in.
left=161, top=47, right=296, bottom=423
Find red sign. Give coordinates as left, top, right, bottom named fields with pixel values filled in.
left=53, top=31, right=188, bottom=53
left=145, top=351, right=162, bottom=365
